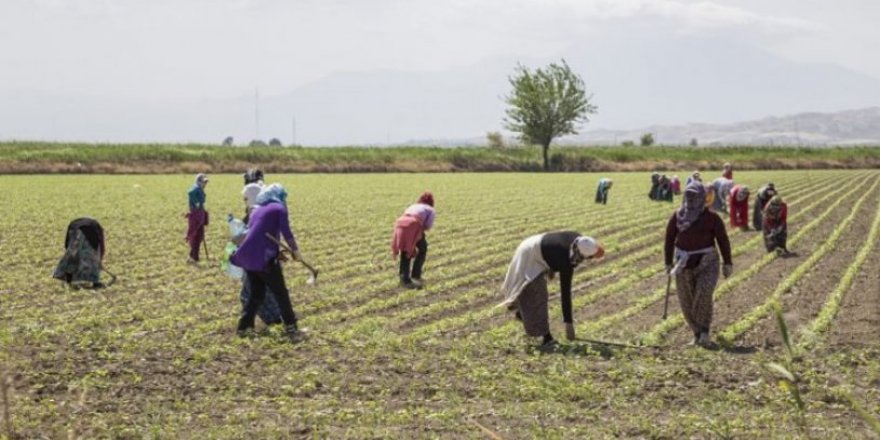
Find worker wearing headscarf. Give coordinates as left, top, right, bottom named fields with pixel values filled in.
left=595, top=178, right=613, bottom=204
left=500, top=232, right=605, bottom=348
left=710, top=177, right=734, bottom=213
left=231, top=183, right=307, bottom=342
left=53, top=217, right=107, bottom=288
left=753, top=183, right=777, bottom=231
left=686, top=171, right=702, bottom=186
left=728, top=184, right=751, bottom=230
left=185, top=173, right=209, bottom=263
left=722, top=163, right=733, bottom=180
left=762, top=195, right=790, bottom=255
left=242, top=168, right=265, bottom=225
left=665, top=183, right=733, bottom=348
left=671, top=175, right=682, bottom=195
left=648, top=173, right=661, bottom=200
left=391, top=191, right=436, bottom=289
left=657, top=175, right=674, bottom=202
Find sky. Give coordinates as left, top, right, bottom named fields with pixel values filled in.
left=1, top=0, right=878, bottom=143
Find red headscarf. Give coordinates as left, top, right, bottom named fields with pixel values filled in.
left=418, top=191, right=434, bottom=207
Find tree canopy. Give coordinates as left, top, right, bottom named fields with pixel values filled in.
left=504, top=60, right=596, bottom=170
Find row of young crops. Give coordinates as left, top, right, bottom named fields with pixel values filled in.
left=1, top=170, right=877, bottom=438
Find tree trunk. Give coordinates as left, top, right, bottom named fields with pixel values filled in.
left=542, top=141, right=550, bottom=171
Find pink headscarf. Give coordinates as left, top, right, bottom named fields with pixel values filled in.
left=418, top=191, right=434, bottom=207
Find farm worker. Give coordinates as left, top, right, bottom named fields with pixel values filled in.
left=499, top=232, right=605, bottom=348
left=185, top=173, right=209, bottom=263
left=657, top=175, right=674, bottom=202
left=752, top=183, right=777, bottom=231
left=686, top=171, right=702, bottom=186
left=728, top=184, right=750, bottom=230
left=242, top=168, right=265, bottom=225
left=648, top=173, right=660, bottom=200
left=709, top=177, right=734, bottom=213
left=391, top=191, right=436, bottom=289
left=762, top=196, right=790, bottom=256
left=670, top=175, right=682, bottom=195
left=53, top=217, right=106, bottom=288
left=230, top=183, right=307, bottom=342
left=722, top=162, right=733, bottom=180
left=237, top=169, right=282, bottom=325
left=665, top=183, right=733, bottom=348
left=595, top=178, right=613, bottom=204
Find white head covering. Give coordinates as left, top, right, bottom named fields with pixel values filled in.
left=574, top=236, right=600, bottom=258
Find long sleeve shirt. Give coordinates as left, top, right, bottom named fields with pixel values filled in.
left=665, top=210, right=733, bottom=268
left=404, top=203, right=435, bottom=231
left=230, top=202, right=298, bottom=273
left=188, top=185, right=206, bottom=211
left=539, top=231, right=582, bottom=324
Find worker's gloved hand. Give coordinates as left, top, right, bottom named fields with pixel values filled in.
left=292, top=250, right=303, bottom=262
left=565, top=322, right=576, bottom=341
left=722, top=264, right=733, bottom=278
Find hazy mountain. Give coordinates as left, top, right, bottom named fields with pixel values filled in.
left=1, top=32, right=880, bottom=145
left=574, top=106, right=880, bottom=146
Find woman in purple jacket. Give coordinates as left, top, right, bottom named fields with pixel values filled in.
left=230, top=183, right=307, bottom=342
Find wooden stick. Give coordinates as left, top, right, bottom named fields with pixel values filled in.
left=264, top=233, right=319, bottom=278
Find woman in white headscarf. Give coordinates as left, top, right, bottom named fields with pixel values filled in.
left=499, top=231, right=605, bottom=348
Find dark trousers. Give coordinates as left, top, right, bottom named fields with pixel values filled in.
left=399, top=236, right=428, bottom=282
left=189, top=226, right=204, bottom=261
left=238, top=261, right=298, bottom=331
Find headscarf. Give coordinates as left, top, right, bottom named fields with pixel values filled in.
left=704, top=185, right=716, bottom=208
left=195, top=173, right=209, bottom=186
left=735, top=185, right=750, bottom=201
left=243, top=169, right=264, bottom=185
left=765, top=195, right=784, bottom=217
left=418, top=191, right=434, bottom=207
left=256, top=183, right=288, bottom=206
left=676, top=182, right=707, bottom=231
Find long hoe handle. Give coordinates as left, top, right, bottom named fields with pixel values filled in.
left=264, top=233, right=319, bottom=279
left=662, top=274, right=671, bottom=320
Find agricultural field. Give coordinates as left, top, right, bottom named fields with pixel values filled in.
left=1, top=170, right=878, bottom=438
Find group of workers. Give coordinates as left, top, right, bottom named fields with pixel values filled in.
left=53, top=162, right=792, bottom=349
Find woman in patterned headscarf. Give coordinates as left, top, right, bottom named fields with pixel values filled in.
left=664, top=182, right=734, bottom=348
left=762, top=195, right=790, bottom=255
left=595, top=178, right=613, bottom=204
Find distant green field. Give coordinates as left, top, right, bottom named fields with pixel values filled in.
left=1, top=141, right=878, bottom=173
left=2, top=170, right=879, bottom=438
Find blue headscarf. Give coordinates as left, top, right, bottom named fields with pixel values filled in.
left=676, top=182, right=706, bottom=231
left=256, top=183, right=288, bottom=206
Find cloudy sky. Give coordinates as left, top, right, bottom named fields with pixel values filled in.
left=1, top=0, right=878, bottom=143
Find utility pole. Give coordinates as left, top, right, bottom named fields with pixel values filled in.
left=255, top=87, right=260, bottom=141
left=291, top=116, right=297, bottom=146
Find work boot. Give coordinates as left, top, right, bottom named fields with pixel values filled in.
left=400, top=279, right=422, bottom=290
left=285, top=324, right=308, bottom=343
left=697, top=332, right=712, bottom=348
left=539, top=335, right=558, bottom=352
left=412, top=278, right=425, bottom=287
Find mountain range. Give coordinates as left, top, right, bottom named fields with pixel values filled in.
left=2, top=31, right=880, bottom=145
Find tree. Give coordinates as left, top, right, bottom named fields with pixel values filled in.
left=269, top=138, right=282, bottom=146
left=249, top=140, right=267, bottom=147
left=640, top=133, right=655, bottom=147
left=222, top=136, right=234, bottom=146
left=486, top=131, right=505, bottom=150
left=689, top=138, right=698, bottom=146
left=504, top=60, right=596, bottom=171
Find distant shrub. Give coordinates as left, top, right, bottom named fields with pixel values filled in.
left=486, top=131, right=505, bottom=150
left=222, top=136, right=234, bottom=146
left=690, top=138, right=698, bottom=146
left=249, top=140, right=267, bottom=147
left=640, top=133, right=655, bottom=147
left=269, top=138, right=282, bottom=147
left=621, top=140, right=635, bottom=147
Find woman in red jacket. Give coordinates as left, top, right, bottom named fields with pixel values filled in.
left=728, top=184, right=751, bottom=230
